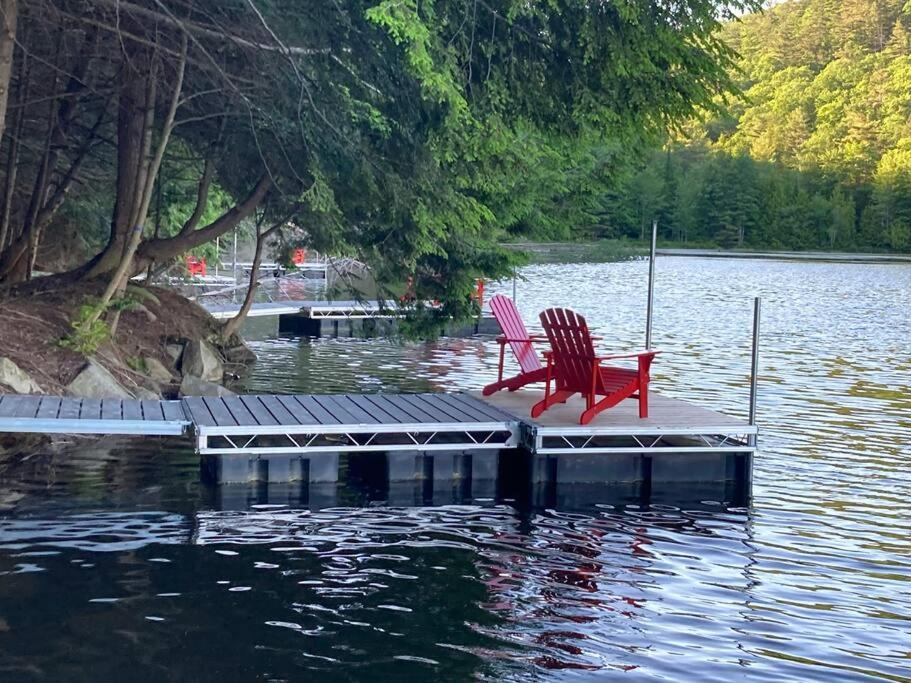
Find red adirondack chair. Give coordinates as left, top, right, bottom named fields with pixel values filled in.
left=532, top=308, right=658, bottom=424
left=482, top=294, right=549, bottom=395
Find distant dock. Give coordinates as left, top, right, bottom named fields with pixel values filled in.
left=201, top=299, right=500, bottom=337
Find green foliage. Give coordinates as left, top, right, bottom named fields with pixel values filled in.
left=59, top=294, right=141, bottom=356
left=59, top=299, right=111, bottom=356
left=604, top=0, right=911, bottom=252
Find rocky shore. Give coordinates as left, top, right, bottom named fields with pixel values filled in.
left=0, top=279, right=255, bottom=402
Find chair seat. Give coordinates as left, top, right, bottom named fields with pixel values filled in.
left=599, top=366, right=640, bottom=393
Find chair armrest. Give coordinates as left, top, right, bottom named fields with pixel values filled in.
left=595, top=350, right=661, bottom=362
left=496, top=335, right=548, bottom=344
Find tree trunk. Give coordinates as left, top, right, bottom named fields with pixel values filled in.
left=0, top=28, right=95, bottom=283
left=132, top=173, right=271, bottom=273
left=0, top=0, right=17, bottom=142
left=0, top=27, right=24, bottom=251
left=81, top=64, right=150, bottom=279
left=221, top=221, right=280, bottom=339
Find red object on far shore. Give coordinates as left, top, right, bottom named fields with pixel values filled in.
left=532, top=307, right=658, bottom=424
left=474, top=279, right=485, bottom=310
left=292, top=248, right=307, bottom=265
left=186, top=255, right=206, bottom=277
left=482, top=294, right=549, bottom=395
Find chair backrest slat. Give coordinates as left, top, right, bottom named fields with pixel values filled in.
left=489, top=294, right=542, bottom=373
left=540, top=307, right=596, bottom=391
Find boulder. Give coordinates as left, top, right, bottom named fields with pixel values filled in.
left=179, top=374, right=235, bottom=397
left=181, top=340, right=224, bottom=382
left=165, top=343, right=184, bottom=365
left=0, top=357, right=42, bottom=394
left=142, top=356, right=174, bottom=383
left=66, top=360, right=132, bottom=399
left=134, top=386, right=161, bottom=400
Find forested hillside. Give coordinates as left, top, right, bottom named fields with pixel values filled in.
left=596, top=0, right=911, bottom=251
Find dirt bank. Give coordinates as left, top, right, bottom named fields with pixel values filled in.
left=0, top=277, right=242, bottom=397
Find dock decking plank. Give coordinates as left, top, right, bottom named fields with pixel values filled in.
left=258, top=395, right=301, bottom=425
left=161, top=401, right=187, bottom=422
left=182, top=397, right=218, bottom=427
left=416, top=393, right=486, bottom=423
left=331, top=395, right=381, bottom=424
left=79, top=398, right=102, bottom=420
left=295, top=395, right=340, bottom=424
left=4, top=396, right=40, bottom=419
left=275, top=395, right=321, bottom=425
left=239, top=396, right=279, bottom=426
left=57, top=399, right=82, bottom=419
left=448, top=393, right=517, bottom=422
left=381, top=394, right=438, bottom=423
left=311, top=395, right=362, bottom=425
left=220, top=396, right=258, bottom=426
left=199, top=397, right=234, bottom=426
left=400, top=394, right=465, bottom=424
left=359, top=395, right=415, bottom=423
left=436, top=393, right=501, bottom=423
left=36, top=397, right=62, bottom=419
left=101, top=399, right=122, bottom=420
left=349, top=395, right=403, bottom=423
left=141, top=400, right=165, bottom=421
left=121, top=400, right=143, bottom=421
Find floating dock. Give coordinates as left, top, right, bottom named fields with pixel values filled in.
left=200, top=299, right=500, bottom=337
left=0, top=390, right=755, bottom=493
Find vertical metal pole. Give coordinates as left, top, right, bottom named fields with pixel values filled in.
left=232, top=228, right=238, bottom=277
left=748, top=297, right=761, bottom=443
left=645, top=219, right=657, bottom=349
left=512, top=268, right=517, bottom=302
left=215, top=237, right=219, bottom=278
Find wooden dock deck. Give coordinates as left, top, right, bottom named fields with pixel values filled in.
left=477, top=390, right=756, bottom=455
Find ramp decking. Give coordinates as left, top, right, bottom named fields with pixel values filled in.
left=0, top=395, right=189, bottom=435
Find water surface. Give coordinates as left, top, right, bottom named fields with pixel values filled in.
left=1, top=257, right=910, bottom=681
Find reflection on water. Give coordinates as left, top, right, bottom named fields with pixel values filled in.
left=1, top=258, right=910, bottom=681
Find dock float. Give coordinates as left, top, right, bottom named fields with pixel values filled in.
left=0, top=390, right=755, bottom=491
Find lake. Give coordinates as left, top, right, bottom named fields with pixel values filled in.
left=1, top=257, right=909, bottom=681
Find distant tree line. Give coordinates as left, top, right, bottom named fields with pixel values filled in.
left=543, top=0, right=911, bottom=252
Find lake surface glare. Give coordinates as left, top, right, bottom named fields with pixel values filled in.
left=1, top=257, right=909, bottom=681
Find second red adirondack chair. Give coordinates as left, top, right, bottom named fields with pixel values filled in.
left=532, top=307, right=658, bottom=424
left=482, top=294, right=549, bottom=395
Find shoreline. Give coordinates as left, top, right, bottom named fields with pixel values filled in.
left=655, top=248, right=911, bottom=264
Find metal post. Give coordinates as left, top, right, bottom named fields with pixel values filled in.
left=512, top=268, right=517, bottom=302
left=232, top=228, right=238, bottom=279
left=748, top=297, right=761, bottom=441
left=645, top=219, right=657, bottom=349
left=215, top=237, right=219, bottom=278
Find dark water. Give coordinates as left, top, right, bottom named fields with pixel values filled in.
left=2, top=258, right=910, bottom=681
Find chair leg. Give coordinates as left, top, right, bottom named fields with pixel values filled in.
left=531, top=390, right=573, bottom=418
left=579, top=392, right=627, bottom=425
left=638, top=382, right=648, bottom=419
